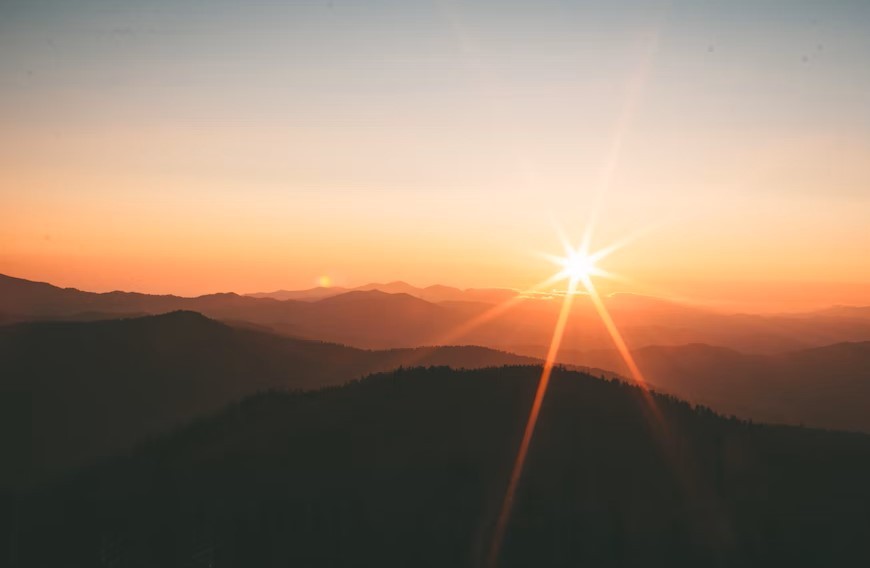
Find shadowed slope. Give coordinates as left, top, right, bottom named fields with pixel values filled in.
left=533, top=342, right=870, bottom=432
left=8, top=366, right=870, bottom=567
left=0, top=312, right=541, bottom=487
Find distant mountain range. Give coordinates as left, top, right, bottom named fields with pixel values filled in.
left=0, top=311, right=546, bottom=488
left=247, top=280, right=520, bottom=304
left=514, top=341, right=870, bottom=432
left=8, top=366, right=870, bottom=567
left=5, top=272, right=870, bottom=353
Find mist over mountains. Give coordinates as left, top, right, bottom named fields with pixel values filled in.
left=515, top=342, right=870, bottom=433
left=247, top=280, right=519, bottom=304
left=5, top=273, right=870, bottom=353
left=6, top=271, right=870, bottom=434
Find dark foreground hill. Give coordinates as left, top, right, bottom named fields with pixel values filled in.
left=6, top=366, right=870, bottom=567
left=0, top=312, right=542, bottom=487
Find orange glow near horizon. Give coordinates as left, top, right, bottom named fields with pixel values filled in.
left=2, top=2, right=870, bottom=313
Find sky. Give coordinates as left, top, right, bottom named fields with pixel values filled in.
left=1, top=0, right=869, bottom=310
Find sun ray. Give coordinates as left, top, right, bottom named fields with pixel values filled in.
left=590, top=220, right=670, bottom=265
left=424, top=273, right=566, bottom=348
left=486, top=223, right=673, bottom=566
left=486, top=273, right=581, bottom=568
left=552, top=218, right=575, bottom=257
left=579, top=273, right=735, bottom=547
left=382, top=276, right=572, bottom=397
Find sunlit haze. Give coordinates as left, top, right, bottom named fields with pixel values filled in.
left=2, top=1, right=869, bottom=311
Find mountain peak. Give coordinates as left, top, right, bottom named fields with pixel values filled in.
left=146, top=310, right=214, bottom=322
left=316, top=289, right=430, bottom=305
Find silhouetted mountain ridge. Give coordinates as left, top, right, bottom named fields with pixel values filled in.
left=5, top=272, right=870, bottom=352
left=246, top=280, right=515, bottom=303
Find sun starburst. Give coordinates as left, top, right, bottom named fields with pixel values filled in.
left=487, top=225, right=657, bottom=568
left=541, top=229, right=620, bottom=291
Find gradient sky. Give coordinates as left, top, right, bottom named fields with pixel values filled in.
left=1, top=0, right=869, bottom=310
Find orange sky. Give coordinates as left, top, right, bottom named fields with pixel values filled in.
left=1, top=1, right=868, bottom=311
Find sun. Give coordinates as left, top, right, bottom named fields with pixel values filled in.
left=558, top=249, right=599, bottom=283
left=541, top=226, right=634, bottom=290
left=547, top=242, right=609, bottom=287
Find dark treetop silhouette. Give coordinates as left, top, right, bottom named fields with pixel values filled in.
left=5, top=366, right=870, bottom=567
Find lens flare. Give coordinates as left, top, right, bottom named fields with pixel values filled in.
left=487, top=229, right=654, bottom=567
left=485, top=272, right=580, bottom=568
